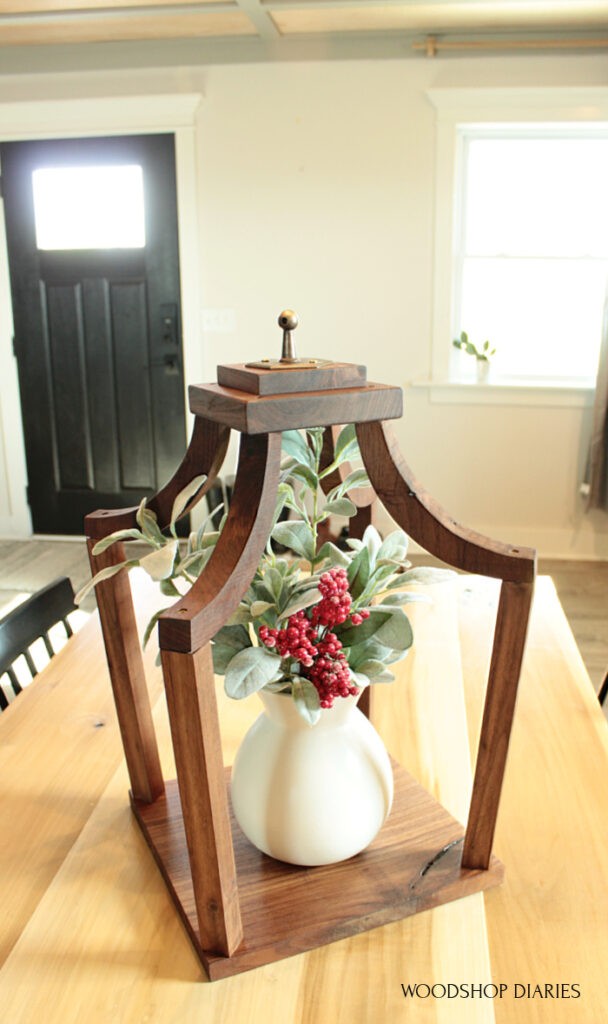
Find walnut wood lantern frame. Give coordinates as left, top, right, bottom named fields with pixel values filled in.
left=86, top=351, right=535, bottom=982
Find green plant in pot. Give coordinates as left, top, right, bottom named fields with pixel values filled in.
left=453, top=330, right=496, bottom=381
left=79, top=424, right=450, bottom=866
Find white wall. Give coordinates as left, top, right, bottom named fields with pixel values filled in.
left=1, top=52, right=607, bottom=557
left=0, top=199, right=31, bottom=536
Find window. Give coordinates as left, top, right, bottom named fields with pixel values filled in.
left=454, top=130, right=608, bottom=386
left=32, top=164, right=146, bottom=250
left=427, top=87, right=608, bottom=401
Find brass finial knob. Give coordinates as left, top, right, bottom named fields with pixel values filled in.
left=244, top=309, right=331, bottom=372
left=278, top=309, right=298, bottom=363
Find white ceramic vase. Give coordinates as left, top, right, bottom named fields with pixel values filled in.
left=230, top=688, right=393, bottom=866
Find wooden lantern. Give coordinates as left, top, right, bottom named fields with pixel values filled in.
left=86, top=316, right=535, bottom=981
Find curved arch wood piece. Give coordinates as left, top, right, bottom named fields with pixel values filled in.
left=158, top=431, right=283, bottom=654
left=356, top=420, right=536, bottom=583
left=85, top=418, right=230, bottom=540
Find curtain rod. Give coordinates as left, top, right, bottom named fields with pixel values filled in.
left=414, top=34, right=608, bottom=57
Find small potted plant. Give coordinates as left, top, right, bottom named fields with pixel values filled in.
left=79, top=425, right=449, bottom=867
left=453, top=330, right=496, bottom=382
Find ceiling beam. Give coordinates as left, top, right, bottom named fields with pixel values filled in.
left=0, top=23, right=607, bottom=73
left=237, top=0, right=280, bottom=39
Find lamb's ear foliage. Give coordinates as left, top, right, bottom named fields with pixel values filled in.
left=76, top=477, right=215, bottom=622
left=169, top=474, right=208, bottom=537
left=276, top=425, right=370, bottom=573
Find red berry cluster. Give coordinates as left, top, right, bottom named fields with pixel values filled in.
left=307, top=636, right=355, bottom=708
left=259, top=611, right=317, bottom=668
left=311, top=567, right=352, bottom=626
left=258, top=567, right=371, bottom=709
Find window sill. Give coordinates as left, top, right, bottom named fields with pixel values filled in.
left=409, top=379, right=595, bottom=408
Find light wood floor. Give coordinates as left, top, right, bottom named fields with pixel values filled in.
left=1, top=538, right=606, bottom=697
left=0, top=538, right=97, bottom=615
left=540, top=558, right=608, bottom=693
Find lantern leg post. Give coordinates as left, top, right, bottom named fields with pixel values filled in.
left=86, top=537, right=164, bottom=804
left=162, top=645, right=243, bottom=955
left=462, top=579, right=534, bottom=868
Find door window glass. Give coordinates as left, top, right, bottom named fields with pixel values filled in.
left=32, top=164, right=146, bottom=250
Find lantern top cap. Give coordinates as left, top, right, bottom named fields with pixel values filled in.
left=217, top=308, right=370, bottom=397
left=190, top=308, right=403, bottom=432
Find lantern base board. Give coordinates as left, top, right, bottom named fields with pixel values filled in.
left=131, top=761, right=503, bottom=981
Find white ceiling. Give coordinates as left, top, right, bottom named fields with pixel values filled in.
left=1, top=0, right=607, bottom=52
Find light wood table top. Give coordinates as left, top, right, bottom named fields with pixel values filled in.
left=1, top=573, right=607, bottom=1023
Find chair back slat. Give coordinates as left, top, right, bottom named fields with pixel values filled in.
left=7, top=666, right=22, bottom=694
left=23, top=650, right=38, bottom=678
left=0, top=578, right=77, bottom=710
left=42, top=634, right=55, bottom=660
left=0, top=577, right=76, bottom=676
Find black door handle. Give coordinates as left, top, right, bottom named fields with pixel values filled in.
left=148, top=355, right=180, bottom=375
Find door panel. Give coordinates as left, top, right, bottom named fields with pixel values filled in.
left=1, top=134, right=186, bottom=534
left=45, top=281, right=93, bottom=490
left=111, top=280, right=156, bottom=490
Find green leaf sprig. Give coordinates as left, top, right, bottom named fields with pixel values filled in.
left=452, top=330, right=496, bottom=363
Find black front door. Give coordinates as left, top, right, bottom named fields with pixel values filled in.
left=1, top=134, right=186, bottom=534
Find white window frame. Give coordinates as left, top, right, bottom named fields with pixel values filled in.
left=426, top=87, right=608, bottom=408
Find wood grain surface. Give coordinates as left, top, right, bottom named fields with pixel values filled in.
left=188, top=381, right=402, bottom=433
left=162, top=645, right=243, bottom=956
left=216, top=362, right=367, bottom=396
left=133, top=763, right=503, bottom=980
left=86, top=538, right=164, bottom=803
left=1, top=575, right=607, bottom=1022
left=462, top=580, right=534, bottom=869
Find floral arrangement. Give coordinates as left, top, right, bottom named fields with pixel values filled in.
left=80, top=424, right=443, bottom=725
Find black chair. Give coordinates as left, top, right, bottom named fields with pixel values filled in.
left=0, top=576, right=77, bottom=710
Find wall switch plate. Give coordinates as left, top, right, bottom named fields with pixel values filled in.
left=202, top=308, right=237, bottom=333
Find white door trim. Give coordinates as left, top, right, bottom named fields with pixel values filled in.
left=0, top=92, right=202, bottom=538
